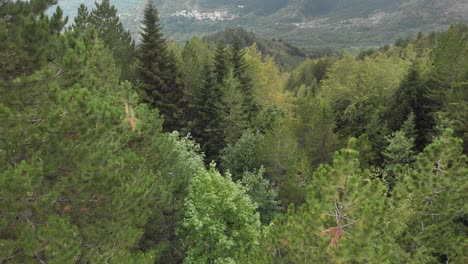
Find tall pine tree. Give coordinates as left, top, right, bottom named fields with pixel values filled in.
left=136, top=0, right=184, bottom=132
left=87, top=0, right=135, bottom=81
left=231, top=38, right=257, bottom=120
left=214, top=42, right=228, bottom=85
left=193, top=60, right=225, bottom=163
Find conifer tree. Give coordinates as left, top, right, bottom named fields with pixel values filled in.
left=162, top=50, right=185, bottom=131
left=180, top=37, right=210, bottom=132
left=136, top=0, right=184, bottom=132
left=214, top=42, right=229, bottom=85
left=387, top=66, right=431, bottom=149
left=232, top=38, right=247, bottom=79
left=383, top=128, right=416, bottom=191
left=49, top=6, right=68, bottom=34
left=262, top=142, right=404, bottom=263
left=193, top=60, right=225, bottom=162
left=231, top=37, right=257, bottom=120
left=394, top=130, right=467, bottom=262
left=221, top=73, right=248, bottom=145
left=0, top=0, right=56, bottom=81
left=73, top=4, right=90, bottom=30
left=88, top=0, right=135, bottom=81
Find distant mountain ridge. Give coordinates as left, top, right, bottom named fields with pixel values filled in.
left=54, top=0, right=468, bottom=49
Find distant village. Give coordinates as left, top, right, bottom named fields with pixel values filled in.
left=171, top=9, right=238, bottom=21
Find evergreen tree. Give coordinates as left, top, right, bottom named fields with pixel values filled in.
left=73, top=4, right=90, bottom=30
left=295, top=95, right=339, bottom=167
left=88, top=0, right=135, bottom=81
left=231, top=37, right=257, bottom=120
left=394, top=130, right=468, bottom=262
left=232, top=38, right=247, bottom=79
left=180, top=37, right=210, bottom=133
left=214, top=42, right=228, bottom=85
left=261, top=142, right=406, bottom=263
left=387, top=66, right=431, bottom=149
left=193, top=60, right=225, bottom=163
left=49, top=6, right=68, bottom=34
left=0, top=0, right=56, bottom=81
left=136, top=0, right=184, bottom=132
left=162, top=50, right=185, bottom=131
left=220, top=73, right=248, bottom=145
left=383, top=129, right=416, bottom=191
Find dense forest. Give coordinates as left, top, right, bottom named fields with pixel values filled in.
left=0, top=0, right=467, bottom=263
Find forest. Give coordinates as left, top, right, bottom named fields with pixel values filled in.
left=0, top=0, right=467, bottom=263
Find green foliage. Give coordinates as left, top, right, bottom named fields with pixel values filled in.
left=262, top=143, right=402, bottom=263
left=180, top=167, right=261, bottom=263
left=0, top=10, right=203, bottom=261
left=214, top=42, right=229, bottom=85
left=220, top=73, right=248, bottom=145
left=320, top=53, right=410, bottom=140
left=258, top=117, right=309, bottom=206
left=394, top=130, right=468, bottom=262
left=387, top=66, right=432, bottom=148
left=0, top=0, right=55, bottom=81
left=285, top=58, right=334, bottom=94
left=49, top=6, right=68, bottom=34
left=180, top=37, right=211, bottom=132
left=240, top=167, right=282, bottom=225
left=295, top=95, right=340, bottom=167
left=203, top=27, right=308, bottom=72
left=136, top=0, right=184, bottom=132
left=383, top=130, right=416, bottom=190
left=221, top=130, right=264, bottom=180
left=1, top=1, right=466, bottom=262
left=88, top=0, right=136, bottom=81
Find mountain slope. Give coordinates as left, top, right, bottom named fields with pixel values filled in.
left=54, top=0, right=468, bottom=49
left=202, top=28, right=309, bottom=71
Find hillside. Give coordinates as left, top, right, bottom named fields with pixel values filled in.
left=202, top=28, right=310, bottom=71
left=54, top=0, right=468, bottom=50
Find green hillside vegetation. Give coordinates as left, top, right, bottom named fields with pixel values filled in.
left=1, top=0, right=467, bottom=263
left=202, top=28, right=309, bottom=71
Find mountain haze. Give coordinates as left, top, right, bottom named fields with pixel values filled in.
left=54, top=0, right=468, bottom=49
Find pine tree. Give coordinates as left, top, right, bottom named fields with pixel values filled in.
left=295, top=95, right=339, bottom=167
left=88, top=0, right=135, bottom=81
left=0, top=0, right=55, bottom=81
left=73, top=4, right=90, bottom=30
left=383, top=129, right=415, bottom=191
left=394, top=130, right=467, bottom=262
left=0, top=25, right=206, bottom=262
left=162, top=50, right=185, bottom=131
left=261, top=142, right=405, bottom=263
left=136, top=0, right=184, bottom=132
left=214, top=42, right=228, bottom=85
left=231, top=37, right=257, bottom=120
left=180, top=37, right=210, bottom=133
left=387, top=66, right=431, bottom=149
left=232, top=38, right=246, bottom=79
left=49, top=6, right=68, bottom=34
left=193, top=60, right=225, bottom=163
left=220, top=73, right=248, bottom=145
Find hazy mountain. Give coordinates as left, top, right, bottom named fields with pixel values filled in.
left=54, top=0, right=468, bottom=49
